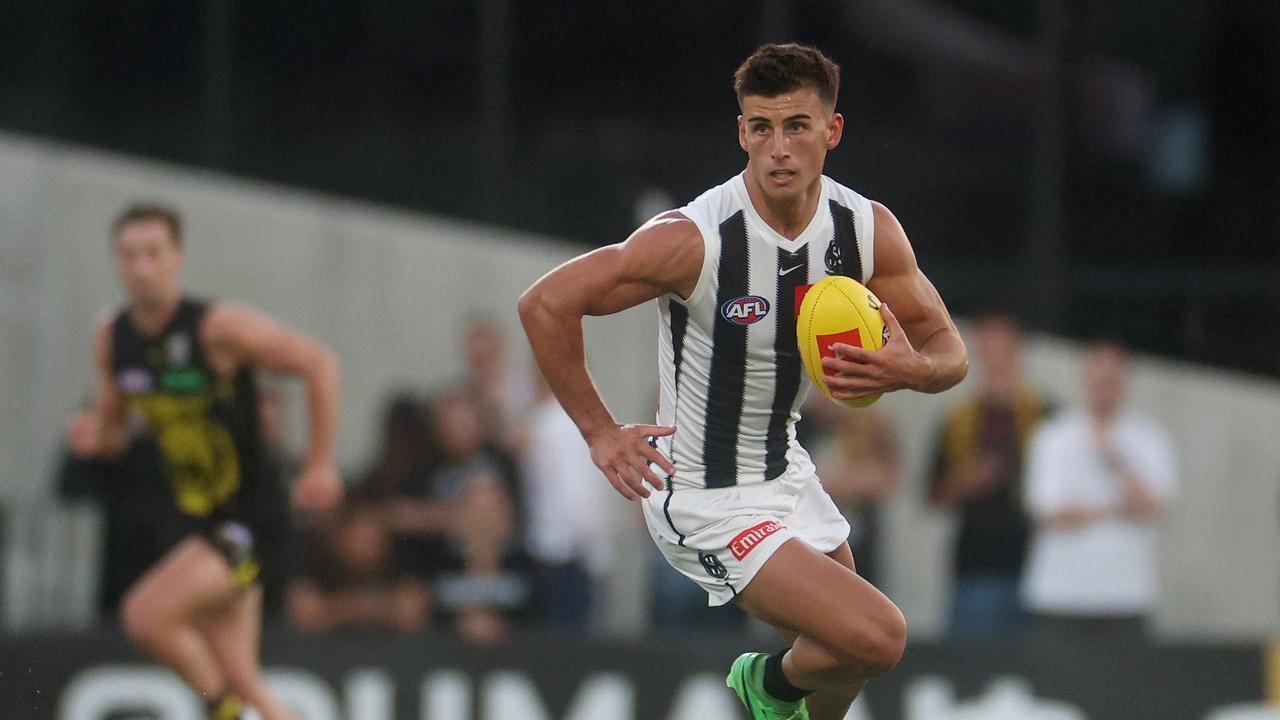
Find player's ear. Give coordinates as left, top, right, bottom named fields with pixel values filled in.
left=738, top=115, right=748, bottom=152
left=827, top=112, right=844, bottom=151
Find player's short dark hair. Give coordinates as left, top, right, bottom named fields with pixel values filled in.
left=734, top=43, right=840, bottom=109
left=111, top=203, right=183, bottom=247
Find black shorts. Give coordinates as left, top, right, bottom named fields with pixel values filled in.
left=201, top=519, right=262, bottom=590
left=162, top=514, right=273, bottom=590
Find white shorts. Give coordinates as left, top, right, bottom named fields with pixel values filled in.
left=641, top=465, right=851, bottom=606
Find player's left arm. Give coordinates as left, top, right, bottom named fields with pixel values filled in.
left=203, top=303, right=343, bottom=510
left=823, top=202, right=968, bottom=400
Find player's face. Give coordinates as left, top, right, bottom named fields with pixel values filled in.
left=738, top=87, right=843, bottom=204
left=114, top=219, right=183, bottom=307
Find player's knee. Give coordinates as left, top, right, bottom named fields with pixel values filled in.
left=830, top=604, right=907, bottom=679
left=855, top=605, right=907, bottom=678
left=120, top=592, right=159, bottom=647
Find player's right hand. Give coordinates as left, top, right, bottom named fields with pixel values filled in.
left=293, top=463, right=344, bottom=511
left=586, top=423, right=676, bottom=501
left=65, top=410, right=104, bottom=458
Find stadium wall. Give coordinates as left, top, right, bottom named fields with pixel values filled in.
left=0, top=133, right=1277, bottom=640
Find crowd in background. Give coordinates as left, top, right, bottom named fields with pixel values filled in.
left=57, top=313, right=1177, bottom=646
left=929, top=314, right=1176, bottom=644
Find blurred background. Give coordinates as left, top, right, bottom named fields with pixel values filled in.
left=0, top=1, right=1278, bottom=719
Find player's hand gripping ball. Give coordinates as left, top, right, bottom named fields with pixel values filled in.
left=796, top=275, right=888, bottom=407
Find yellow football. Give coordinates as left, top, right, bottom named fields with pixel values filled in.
left=796, top=275, right=888, bottom=407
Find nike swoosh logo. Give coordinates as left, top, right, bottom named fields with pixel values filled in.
left=778, top=264, right=805, bottom=277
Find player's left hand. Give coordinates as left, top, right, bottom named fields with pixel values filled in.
left=820, top=304, right=925, bottom=401
left=293, top=463, right=344, bottom=511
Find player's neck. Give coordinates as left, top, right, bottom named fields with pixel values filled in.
left=743, top=171, right=822, bottom=240
left=129, top=292, right=183, bottom=337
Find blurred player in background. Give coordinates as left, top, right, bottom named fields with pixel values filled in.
left=66, top=204, right=343, bottom=720
left=519, top=44, right=966, bottom=720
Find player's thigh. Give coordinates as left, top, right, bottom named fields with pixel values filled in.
left=125, top=535, right=239, bottom=622
left=735, top=538, right=902, bottom=652
left=772, top=541, right=858, bottom=647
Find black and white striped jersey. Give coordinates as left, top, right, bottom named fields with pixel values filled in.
left=656, top=173, right=876, bottom=490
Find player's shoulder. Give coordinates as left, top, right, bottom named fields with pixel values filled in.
left=614, top=210, right=707, bottom=301
left=619, top=211, right=706, bottom=291
left=199, top=299, right=269, bottom=343
left=627, top=210, right=702, bottom=249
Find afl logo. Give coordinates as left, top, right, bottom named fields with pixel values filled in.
left=720, top=295, right=771, bottom=326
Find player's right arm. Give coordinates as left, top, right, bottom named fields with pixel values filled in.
left=517, top=213, right=700, bottom=500
left=66, top=318, right=131, bottom=459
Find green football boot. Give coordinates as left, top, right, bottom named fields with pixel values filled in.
left=726, top=652, right=810, bottom=720
left=207, top=695, right=243, bottom=720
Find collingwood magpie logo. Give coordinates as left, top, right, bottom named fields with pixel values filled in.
left=698, top=551, right=728, bottom=580
left=824, top=239, right=844, bottom=276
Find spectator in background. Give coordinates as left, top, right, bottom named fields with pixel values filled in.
left=347, top=393, right=450, bottom=602
left=351, top=392, right=438, bottom=504
left=803, top=399, right=900, bottom=588
left=519, top=369, right=616, bottom=628
left=1022, top=341, right=1177, bottom=641
left=929, top=313, right=1050, bottom=635
left=352, top=388, right=531, bottom=645
left=424, top=388, right=532, bottom=644
left=374, top=389, right=518, bottom=574
left=462, top=315, right=533, bottom=452
left=286, top=501, right=431, bottom=633
left=436, top=467, right=532, bottom=645
left=427, top=388, right=523, bottom=512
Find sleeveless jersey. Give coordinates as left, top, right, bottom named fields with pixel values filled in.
left=656, top=174, right=876, bottom=490
left=110, top=298, right=274, bottom=520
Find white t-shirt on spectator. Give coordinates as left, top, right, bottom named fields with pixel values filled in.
left=1022, top=409, right=1177, bottom=616
left=522, top=398, right=615, bottom=575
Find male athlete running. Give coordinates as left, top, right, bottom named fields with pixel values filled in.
left=68, top=204, right=343, bottom=720
left=519, top=44, right=967, bottom=719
